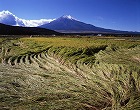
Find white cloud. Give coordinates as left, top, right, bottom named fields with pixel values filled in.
left=0, top=10, right=55, bottom=27
left=20, top=19, right=54, bottom=27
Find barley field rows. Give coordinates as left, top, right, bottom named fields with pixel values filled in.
left=0, top=37, right=140, bottom=110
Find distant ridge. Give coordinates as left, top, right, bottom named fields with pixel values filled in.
left=0, top=23, right=60, bottom=35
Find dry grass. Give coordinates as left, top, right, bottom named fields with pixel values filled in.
left=0, top=36, right=140, bottom=110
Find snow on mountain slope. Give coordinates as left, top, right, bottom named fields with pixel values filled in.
left=0, top=10, right=18, bottom=26
left=0, top=10, right=54, bottom=27
left=60, top=15, right=77, bottom=20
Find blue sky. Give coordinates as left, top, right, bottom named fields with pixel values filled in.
left=0, top=0, right=140, bottom=31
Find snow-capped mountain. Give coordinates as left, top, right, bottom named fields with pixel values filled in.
left=0, top=10, right=54, bottom=27
left=0, top=10, right=19, bottom=26
left=39, top=15, right=113, bottom=33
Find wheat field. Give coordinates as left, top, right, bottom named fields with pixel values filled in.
left=0, top=36, right=140, bottom=110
